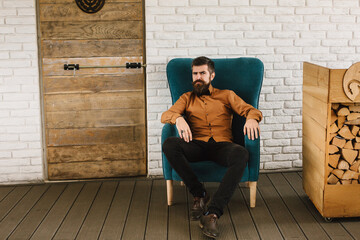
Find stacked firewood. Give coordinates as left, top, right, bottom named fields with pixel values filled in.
left=327, top=104, right=360, bottom=185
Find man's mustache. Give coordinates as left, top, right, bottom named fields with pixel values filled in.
left=193, top=80, right=205, bottom=85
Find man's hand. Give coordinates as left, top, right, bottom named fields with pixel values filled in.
left=243, top=119, right=260, bottom=140
left=176, top=116, right=192, bottom=143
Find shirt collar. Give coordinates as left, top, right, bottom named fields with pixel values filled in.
left=208, top=84, right=214, bottom=95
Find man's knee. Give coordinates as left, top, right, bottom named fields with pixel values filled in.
left=229, top=145, right=249, bottom=166
left=162, top=137, right=182, bottom=154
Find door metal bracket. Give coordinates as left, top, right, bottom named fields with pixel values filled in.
left=63, top=62, right=146, bottom=71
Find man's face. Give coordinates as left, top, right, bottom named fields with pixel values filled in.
left=191, top=64, right=215, bottom=96
left=192, top=65, right=215, bottom=85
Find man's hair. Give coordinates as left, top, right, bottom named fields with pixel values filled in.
left=192, top=56, right=215, bottom=74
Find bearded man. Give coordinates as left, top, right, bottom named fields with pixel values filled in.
left=161, top=56, right=262, bottom=238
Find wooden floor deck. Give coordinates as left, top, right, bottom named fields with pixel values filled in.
left=0, top=172, right=359, bottom=240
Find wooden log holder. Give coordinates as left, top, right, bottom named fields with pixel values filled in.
left=303, top=62, right=360, bottom=219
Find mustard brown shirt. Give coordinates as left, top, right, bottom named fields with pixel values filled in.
left=161, top=84, right=263, bottom=142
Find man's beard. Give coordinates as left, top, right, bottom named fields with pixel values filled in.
left=192, top=80, right=210, bottom=97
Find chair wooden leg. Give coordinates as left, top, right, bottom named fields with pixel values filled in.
left=166, top=180, right=173, bottom=206
left=249, top=181, right=257, bottom=208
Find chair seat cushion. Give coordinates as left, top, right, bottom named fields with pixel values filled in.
left=171, top=161, right=250, bottom=182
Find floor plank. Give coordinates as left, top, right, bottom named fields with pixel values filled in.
left=0, top=186, right=31, bottom=221
left=339, top=219, right=360, bottom=240
left=53, top=182, right=101, bottom=240
left=228, top=184, right=259, bottom=240
left=0, top=173, right=358, bottom=240
left=0, top=185, right=49, bottom=239
left=30, top=183, right=84, bottom=240
left=168, top=181, right=190, bottom=240
left=240, top=179, right=284, bottom=240
left=98, top=180, right=135, bottom=240
left=144, top=180, right=168, bottom=240
left=267, top=173, right=330, bottom=240
left=0, top=186, right=14, bottom=202
left=283, top=172, right=354, bottom=240
left=76, top=181, right=118, bottom=240
left=8, top=184, right=66, bottom=240
left=121, top=180, right=152, bottom=240
left=258, top=174, right=306, bottom=239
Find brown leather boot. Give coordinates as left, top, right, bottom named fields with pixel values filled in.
left=199, top=213, right=219, bottom=238
left=190, top=192, right=210, bottom=220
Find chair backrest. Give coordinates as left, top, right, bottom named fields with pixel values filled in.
left=166, top=57, right=264, bottom=145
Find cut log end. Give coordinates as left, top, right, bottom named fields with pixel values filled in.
left=332, top=103, right=340, bottom=111
left=327, top=174, right=339, bottom=185
left=332, top=137, right=346, bottom=148
left=344, top=140, right=354, bottom=149
left=347, top=113, right=360, bottom=121
left=342, top=170, right=360, bottom=180
left=329, top=145, right=339, bottom=154
left=330, top=123, right=339, bottom=134
left=338, top=107, right=350, bottom=116
left=332, top=169, right=344, bottom=179
left=350, top=161, right=360, bottom=172
left=342, top=148, right=358, bottom=165
left=338, top=160, right=350, bottom=170
left=338, top=125, right=355, bottom=140
left=328, top=154, right=340, bottom=168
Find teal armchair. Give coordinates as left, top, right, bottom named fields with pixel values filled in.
left=161, top=58, right=264, bottom=207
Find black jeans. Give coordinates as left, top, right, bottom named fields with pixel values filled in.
left=162, top=137, right=249, bottom=217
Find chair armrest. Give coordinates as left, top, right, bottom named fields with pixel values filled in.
left=161, top=123, right=178, bottom=180
left=244, top=136, right=261, bottom=181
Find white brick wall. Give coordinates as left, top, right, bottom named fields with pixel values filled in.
left=146, top=0, right=360, bottom=175
left=0, top=0, right=43, bottom=183
left=3, top=0, right=360, bottom=181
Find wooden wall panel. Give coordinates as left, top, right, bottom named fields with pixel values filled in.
left=303, top=92, right=328, bottom=128
left=47, top=126, right=145, bottom=147
left=302, top=113, right=326, bottom=152
left=39, top=3, right=142, bottom=22
left=44, top=92, right=144, bottom=112
left=48, top=159, right=146, bottom=180
left=42, top=40, right=143, bottom=58
left=43, top=74, right=144, bottom=94
left=302, top=62, right=329, bottom=215
left=38, top=0, right=146, bottom=180
left=47, top=143, right=145, bottom=163
left=40, top=21, right=143, bottom=40
left=302, top=136, right=325, bottom=215
left=303, top=62, right=330, bottom=102
left=324, top=185, right=360, bottom=217
left=46, top=109, right=145, bottom=128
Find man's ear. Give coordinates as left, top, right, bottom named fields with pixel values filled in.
left=211, top=72, right=215, bottom=81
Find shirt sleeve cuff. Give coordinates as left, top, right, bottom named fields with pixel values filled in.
left=170, top=114, right=181, bottom=125
left=246, top=113, right=262, bottom=122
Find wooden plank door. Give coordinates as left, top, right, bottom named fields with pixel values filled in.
left=37, top=0, right=146, bottom=180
